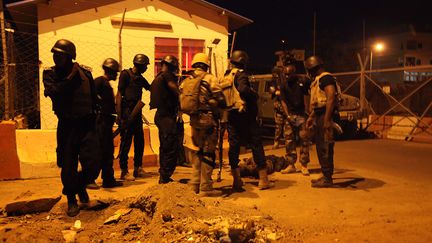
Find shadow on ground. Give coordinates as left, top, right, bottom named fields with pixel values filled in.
left=332, top=177, right=385, bottom=191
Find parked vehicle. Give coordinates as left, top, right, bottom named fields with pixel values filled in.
left=249, top=74, right=367, bottom=138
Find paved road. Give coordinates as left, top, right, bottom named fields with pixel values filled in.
left=332, top=139, right=432, bottom=184
left=1, top=138, right=431, bottom=242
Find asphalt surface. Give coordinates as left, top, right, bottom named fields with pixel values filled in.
left=1, top=138, right=431, bottom=242
left=332, top=139, right=432, bottom=184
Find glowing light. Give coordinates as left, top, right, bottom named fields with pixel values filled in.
left=374, top=42, right=385, bottom=52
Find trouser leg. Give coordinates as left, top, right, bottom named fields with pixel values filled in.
left=156, top=111, right=178, bottom=182
left=58, top=120, right=83, bottom=196
left=315, top=114, right=335, bottom=179
left=274, top=112, right=285, bottom=143
left=284, top=120, right=297, bottom=165
left=79, top=118, right=101, bottom=186
left=119, top=127, right=133, bottom=171
left=100, top=117, right=115, bottom=181
left=133, top=119, right=144, bottom=168
left=298, top=117, right=310, bottom=165
left=248, top=118, right=266, bottom=169
left=228, top=121, right=241, bottom=170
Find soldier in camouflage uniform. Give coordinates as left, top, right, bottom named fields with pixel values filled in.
left=279, top=63, right=311, bottom=176
left=270, top=67, right=286, bottom=149
left=182, top=53, right=226, bottom=197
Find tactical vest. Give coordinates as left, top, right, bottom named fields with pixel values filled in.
left=123, top=69, right=143, bottom=102
left=55, top=65, right=95, bottom=117
left=310, top=72, right=342, bottom=109
left=219, top=68, right=245, bottom=111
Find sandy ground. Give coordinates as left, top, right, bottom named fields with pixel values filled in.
left=1, top=139, right=432, bottom=242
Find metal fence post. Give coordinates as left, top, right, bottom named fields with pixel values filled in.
left=1, top=0, right=10, bottom=120
left=357, top=53, right=368, bottom=116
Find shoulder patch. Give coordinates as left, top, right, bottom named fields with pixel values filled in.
left=79, top=64, right=93, bottom=72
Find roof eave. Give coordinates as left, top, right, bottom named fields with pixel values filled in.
left=190, top=0, right=253, bottom=31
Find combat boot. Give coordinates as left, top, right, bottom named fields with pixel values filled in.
left=300, top=164, right=310, bottom=176
left=102, top=179, right=123, bottom=188
left=231, top=168, right=244, bottom=191
left=281, top=164, right=296, bottom=174
left=66, top=195, right=80, bottom=217
left=258, top=168, right=274, bottom=190
left=86, top=181, right=100, bottom=190
left=120, top=170, right=135, bottom=181
left=133, top=166, right=147, bottom=178
left=311, top=177, right=333, bottom=188
left=199, top=163, right=222, bottom=197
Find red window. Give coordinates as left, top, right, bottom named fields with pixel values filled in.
left=181, top=39, right=205, bottom=71
left=154, top=37, right=205, bottom=75
left=155, top=37, right=179, bottom=75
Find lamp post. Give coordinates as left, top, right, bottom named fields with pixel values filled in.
left=370, top=42, right=385, bottom=79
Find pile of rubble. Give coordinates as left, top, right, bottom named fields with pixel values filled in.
left=1, top=183, right=286, bottom=242
left=107, top=183, right=285, bottom=242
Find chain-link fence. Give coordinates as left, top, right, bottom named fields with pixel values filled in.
left=334, top=55, right=432, bottom=140
left=337, top=70, right=432, bottom=117
left=37, top=34, right=158, bottom=129
left=1, top=24, right=40, bottom=128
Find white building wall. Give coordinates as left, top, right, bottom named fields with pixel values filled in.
left=38, top=0, right=229, bottom=129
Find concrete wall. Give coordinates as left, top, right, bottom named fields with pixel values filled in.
left=15, top=125, right=160, bottom=179
left=38, top=0, right=229, bottom=129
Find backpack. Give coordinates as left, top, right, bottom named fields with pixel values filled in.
left=219, top=68, right=245, bottom=111
left=179, top=72, right=206, bottom=115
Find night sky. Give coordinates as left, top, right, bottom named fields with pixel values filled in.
left=3, top=0, right=431, bottom=72
left=207, top=0, right=431, bottom=72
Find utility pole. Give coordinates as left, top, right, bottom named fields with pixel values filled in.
left=118, top=8, right=126, bottom=70
left=363, top=19, right=366, bottom=59
left=0, top=0, right=10, bottom=120
left=313, top=11, right=316, bottom=55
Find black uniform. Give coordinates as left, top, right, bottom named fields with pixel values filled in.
left=313, top=75, right=338, bottom=179
left=118, top=69, right=151, bottom=171
left=43, top=64, right=100, bottom=196
left=280, top=75, right=310, bottom=115
left=227, top=69, right=266, bottom=170
left=150, top=71, right=179, bottom=183
left=94, top=76, right=116, bottom=183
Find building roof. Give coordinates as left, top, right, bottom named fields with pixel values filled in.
left=6, top=0, right=253, bottom=31
left=189, top=0, right=253, bottom=30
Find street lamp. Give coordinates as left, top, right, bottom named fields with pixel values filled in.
left=370, top=42, right=385, bottom=79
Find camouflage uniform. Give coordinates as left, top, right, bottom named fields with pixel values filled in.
left=274, top=100, right=286, bottom=144
left=284, top=115, right=310, bottom=165
left=271, top=67, right=286, bottom=146
left=183, top=68, right=225, bottom=195
left=279, top=74, right=311, bottom=169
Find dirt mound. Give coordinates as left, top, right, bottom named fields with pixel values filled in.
left=1, top=183, right=285, bottom=242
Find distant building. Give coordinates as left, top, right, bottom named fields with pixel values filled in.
left=369, top=31, right=432, bottom=83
